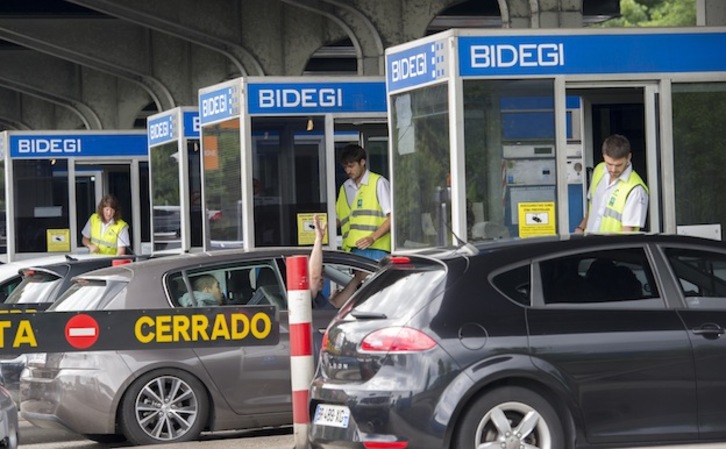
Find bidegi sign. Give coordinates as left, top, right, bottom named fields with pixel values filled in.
left=0, top=306, right=279, bottom=354
left=247, top=82, right=386, bottom=114
left=147, top=112, right=177, bottom=147
left=386, top=39, right=448, bottom=93
left=9, top=134, right=148, bottom=159
left=148, top=110, right=199, bottom=147
left=199, top=83, right=241, bottom=126
left=458, top=31, right=726, bottom=77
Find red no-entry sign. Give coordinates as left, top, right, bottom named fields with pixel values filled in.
left=64, top=314, right=100, bottom=349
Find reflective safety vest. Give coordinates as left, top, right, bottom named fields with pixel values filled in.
left=336, top=172, right=391, bottom=252
left=588, top=162, right=648, bottom=233
left=89, top=213, right=128, bottom=255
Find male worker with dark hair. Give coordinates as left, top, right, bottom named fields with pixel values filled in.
left=575, top=134, right=649, bottom=234
left=335, top=144, right=391, bottom=261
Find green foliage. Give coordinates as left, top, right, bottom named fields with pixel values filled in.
left=598, top=0, right=695, bottom=27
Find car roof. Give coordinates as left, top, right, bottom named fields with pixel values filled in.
left=75, top=247, right=379, bottom=281
left=392, top=233, right=726, bottom=263
left=0, top=254, right=102, bottom=281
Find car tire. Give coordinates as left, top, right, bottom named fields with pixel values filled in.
left=119, top=369, right=209, bottom=445
left=454, top=386, right=565, bottom=449
left=82, top=433, right=126, bottom=444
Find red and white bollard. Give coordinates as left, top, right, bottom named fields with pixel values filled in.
left=286, top=255, right=313, bottom=449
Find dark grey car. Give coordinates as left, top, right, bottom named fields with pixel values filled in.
left=0, top=255, right=138, bottom=404
left=19, top=248, right=376, bottom=446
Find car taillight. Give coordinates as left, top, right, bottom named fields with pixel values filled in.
left=321, top=328, right=330, bottom=352
left=359, top=327, right=436, bottom=353
left=363, top=442, right=408, bottom=449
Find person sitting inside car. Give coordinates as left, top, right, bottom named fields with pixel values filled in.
left=179, top=275, right=224, bottom=307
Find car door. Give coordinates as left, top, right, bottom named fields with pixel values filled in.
left=187, top=253, right=376, bottom=417
left=179, top=258, right=292, bottom=417
left=661, top=244, right=726, bottom=440
left=527, top=245, right=698, bottom=445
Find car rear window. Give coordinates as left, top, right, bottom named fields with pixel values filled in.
left=344, top=261, right=447, bottom=320
left=50, top=279, right=128, bottom=311
left=5, top=271, right=63, bottom=304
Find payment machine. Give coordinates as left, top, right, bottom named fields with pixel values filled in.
left=198, top=77, right=387, bottom=250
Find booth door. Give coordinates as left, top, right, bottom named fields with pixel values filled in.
left=566, top=84, right=662, bottom=234
left=251, top=116, right=326, bottom=247
left=74, top=162, right=150, bottom=254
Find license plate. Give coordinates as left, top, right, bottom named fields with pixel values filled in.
left=313, top=404, right=350, bottom=428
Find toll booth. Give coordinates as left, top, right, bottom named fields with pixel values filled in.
left=385, top=27, right=726, bottom=250
left=198, top=77, right=387, bottom=250
left=147, top=107, right=204, bottom=254
left=0, top=130, right=149, bottom=262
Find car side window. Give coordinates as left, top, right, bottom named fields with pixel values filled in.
left=664, top=248, right=726, bottom=309
left=167, top=262, right=287, bottom=309
left=538, top=248, right=660, bottom=307
left=491, top=265, right=531, bottom=306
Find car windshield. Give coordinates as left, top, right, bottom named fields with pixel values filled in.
left=5, top=271, right=63, bottom=304
left=51, top=279, right=127, bottom=311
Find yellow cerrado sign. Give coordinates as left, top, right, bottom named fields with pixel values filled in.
left=134, top=312, right=273, bottom=344
left=0, top=305, right=279, bottom=354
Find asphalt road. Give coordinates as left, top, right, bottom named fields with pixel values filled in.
left=18, top=418, right=295, bottom=449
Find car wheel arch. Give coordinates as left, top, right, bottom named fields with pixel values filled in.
left=437, top=356, right=578, bottom=449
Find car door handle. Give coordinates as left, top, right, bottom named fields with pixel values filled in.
left=692, top=324, right=726, bottom=337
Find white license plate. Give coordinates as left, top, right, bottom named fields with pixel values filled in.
left=313, top=404, right=350, bottom=428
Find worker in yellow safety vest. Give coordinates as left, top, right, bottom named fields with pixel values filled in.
left=82, top=194, right=130, bottom=255
left=575, top=134, right=649, bottom=234
left=335, top=144, right=391, bottom=261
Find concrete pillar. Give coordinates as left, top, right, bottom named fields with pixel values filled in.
left=698, top=0, right=726, bottom=26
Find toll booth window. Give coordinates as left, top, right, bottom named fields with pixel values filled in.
left=463, top=79, right=557, bottom=241
left=0, top=158, right=6, bottom=255
left=151, top=142, right=182, bottom=252
left=13, top=159, right=70, bottom=253
left=672, top=82, right=726, bottom=233
left=251, top=116, right=325, bottom=247
left=390, top=83, right=450, bottom=249
left=202, top=118, right=242, bottom=245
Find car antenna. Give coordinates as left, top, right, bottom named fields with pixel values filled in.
left=444, top=220, right=478, bottom=256
left=65, top=254, right=78, bottom=262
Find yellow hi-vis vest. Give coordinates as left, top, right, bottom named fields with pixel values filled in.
left=89, top=213, right=128, bottom=255
left=336, top=172, right=391, bottom=252
left=588, top=162, right=648, bottom=233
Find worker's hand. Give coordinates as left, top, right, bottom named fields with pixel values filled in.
left=355, top=235, right=375, bottom=249
left=88, top=244, right=99, bottom=253
left=313, top=214, right=328, bottom=241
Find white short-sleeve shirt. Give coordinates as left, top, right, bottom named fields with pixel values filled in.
left=342, top=170, right=391, bottom=216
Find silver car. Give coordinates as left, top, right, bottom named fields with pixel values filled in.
left=0, top=378, right=18, bottom=449
left=19, top=248, right=376, bottom=445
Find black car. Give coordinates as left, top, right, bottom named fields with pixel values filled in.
left=309, top=233, right=726, bottom=449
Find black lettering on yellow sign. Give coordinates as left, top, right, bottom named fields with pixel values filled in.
left=0, top=320, right=38, bottom=348
left=134, top=312, right=273, bottom=344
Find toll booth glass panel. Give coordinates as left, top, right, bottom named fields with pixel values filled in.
left=13, top=159, right=70, bottom=253
left=150, top=142, right=182, bottom=251
left=391, top=83, right=450, bottom=248
left=0, top=160, right=5, bottom=254
left=463, top=79, right=557, bottom=239
left=202, top=119, right=242, bottom=244
left=251, top=116, right=325, bottom=246
left=187, top=139, right=205, bottom=247
left=673, top=82, right=726, bottom=231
